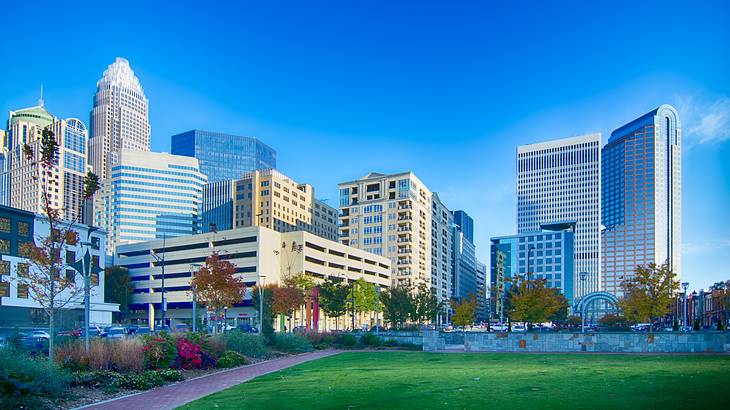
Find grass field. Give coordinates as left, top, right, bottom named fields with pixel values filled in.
left=180, top=352, right=730, bottom=409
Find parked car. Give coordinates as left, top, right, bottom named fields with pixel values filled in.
left=238, top=324, right=258, bottom=333
left=631, top=323, right=651, bottom=332
left=174, top=323, right=191, bottom=333
left=491, top=323, right=508, bottom=332
left=134, top=326, right=151, bottom=336
left=28, top=330, right=50, bottom=340
left=512, top=324, right=527, bottom=333
left=102, top=326, right=128, bottom=339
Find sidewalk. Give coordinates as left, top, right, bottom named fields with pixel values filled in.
left=78, top=350, right=341, bottom=410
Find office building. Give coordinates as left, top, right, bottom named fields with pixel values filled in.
left=431, top=193, right=453, bottom=302
left=0, top=130, right=7, bottom=206
left=517, top=134, right=601, bottom=297
left=89, top=57, right=150, bottom=181
left=339, top=172, right=436, bottom=295
left=0, top=205, right=117, bottom=328
left=5, top=101, right=90, bottom=222
left=201, top=169, right=337, bottom=241
left=601, top=105, right=681, bottom=295
left=452, top=218, right=477, bottom=301
left=475, top=259, right=488, bottom=322
left=94, top=149, right=206, bottom=254
left=490, top=222, right=576, bottom=303
left=454, top=210, right=474, bottom=243
left=116, top=227, right=390, bottom=331
left=490, top=235, right=516, bottom=321
left=170, top=130, right=276, bottom=182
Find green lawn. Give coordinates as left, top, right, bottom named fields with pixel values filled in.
left=180, top=352, right=730, bottom=409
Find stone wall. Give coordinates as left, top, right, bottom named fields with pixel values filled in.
left=374, top=331, right=423, bottom=346
left=422, top=330, right=730, bottom=353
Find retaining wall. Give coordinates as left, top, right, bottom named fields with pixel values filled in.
left=422, top=330, right=729, bottom=353
left=374, top=331, right=423, bottom=345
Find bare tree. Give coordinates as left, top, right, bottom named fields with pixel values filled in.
left=18, top=127, right=100, bottom=359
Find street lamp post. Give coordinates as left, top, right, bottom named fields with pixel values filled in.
left=72, top=227, right=99, bottom=352
left=375, top=284, right=380, bottom=335
left=189, top=263, right=203, bottom=333
left=682, top=282, right=689, bottom=330
left=258, top=275, right=266, bottom=336
left=580, top=272, right=587, bottom=333
left=150, top=233, right=167, bottom=331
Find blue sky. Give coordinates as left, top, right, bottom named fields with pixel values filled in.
left=2, top=0, right=729, bottom=291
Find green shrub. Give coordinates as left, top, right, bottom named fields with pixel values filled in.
left=399, top=342, right=422, bottom=351
left=156, top=369, right=185, bottom=382
left=383, top=339, right=400, bottom=347
left=0, top=347, right=71, bottom=408
left=142, top=333, right=178, bottom=369
left=217, top=351, right=248, bottom=368
left=359, top=333, right=382, bottom=347
left=335, top=334, right=357, bottom=348
left=272, top=333, right=314, bottom=353
left=306, top=333, right=337, bottom=349
left=225, top=331, right=270, bottom=358
left=112, top=371, right=165, bottom=390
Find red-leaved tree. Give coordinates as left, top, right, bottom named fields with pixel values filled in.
left=191, top=253, right=246, bottom=332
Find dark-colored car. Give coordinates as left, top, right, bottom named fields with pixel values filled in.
left=237, top=324, right=258, bottom=333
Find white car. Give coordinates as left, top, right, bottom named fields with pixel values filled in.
left=512, top=324, right=527, bottom=332
left=491, top=323, right=508, bottom=332
left=29, top=330, right=50, bottom=339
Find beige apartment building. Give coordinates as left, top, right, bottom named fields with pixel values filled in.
left=203, top=169, right=338, bottom=241
left=5, top=102, right=90, bottom=222
left=115, top=226, right=389, bottom=331
left=339, top=172, right=451, bottom=302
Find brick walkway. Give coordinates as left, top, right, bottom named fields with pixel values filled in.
left=78, top=350, right=341, bottom=410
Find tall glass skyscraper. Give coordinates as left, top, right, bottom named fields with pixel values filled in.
left=170, top=130, right=276, bottom=182
left=601, top=105, right=681, bottom=295
left=453, top=210, right=474, bottom=243
left=89, top=58, right=150, bottom=181
left=517, top=134, right=601, bottom=298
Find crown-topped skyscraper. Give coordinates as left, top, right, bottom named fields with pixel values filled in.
left=89, top=57, right=150, bottom=181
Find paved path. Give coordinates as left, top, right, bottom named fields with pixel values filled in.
left=78, top=350, right=340, bottom=410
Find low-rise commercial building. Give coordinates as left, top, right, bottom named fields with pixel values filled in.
left=0, top=205, right=117, bottom=330
left=116, top=226, right=390, bottom=331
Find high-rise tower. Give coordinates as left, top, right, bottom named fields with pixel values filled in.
left=89, top=57, right=150, bottom=181
left=601, top=105, right=681, bottom=295
left=517, top=134, right=601, bottom=298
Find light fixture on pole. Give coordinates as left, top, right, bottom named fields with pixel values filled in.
left=150, top=233, right=167, bottom=331
left=681, top=282, right=689, bottom=330
left=580, top=272, right=587, bottom=333
left=189, top=263, right=203, bottom=333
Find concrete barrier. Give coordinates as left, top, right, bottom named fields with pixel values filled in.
left=422, top=330, right=729, bottom=353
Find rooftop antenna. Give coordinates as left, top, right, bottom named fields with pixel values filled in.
left=38, top=83, right=44, bottom=107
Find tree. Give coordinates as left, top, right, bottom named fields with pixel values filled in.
left=318, top=278, right=349, bottom=330
left=414, top=283, right=442, bottom=325
left=272, top=285, right=304, bottom=331
left=381, top=285, right=414, bottom=329
left=104, top=266, right=132, bottom=322
left=508, top=278, right=568, bottom=330
left=598, top=313, right=630, bottom=331
left=191, top=253, right=246, bottom=333
left=18, top=127, right=100, bottom=360
left=352, top=277, right=376, bottom=313
left=451, top=294, right=477, bottom=328
left=618, top=261, right=679, bottom=332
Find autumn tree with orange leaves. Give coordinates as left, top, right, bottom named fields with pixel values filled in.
left=191, top=253, right=246, bottom=332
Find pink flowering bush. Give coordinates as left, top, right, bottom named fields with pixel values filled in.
left=175, top=338, right=203, bottom=369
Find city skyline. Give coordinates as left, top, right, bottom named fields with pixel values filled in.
left=1, top=1, right=728, bottom=291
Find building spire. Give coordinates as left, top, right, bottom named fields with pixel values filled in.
left=38, top=83, right=44, bottom=107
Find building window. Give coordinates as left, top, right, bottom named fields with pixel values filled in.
left=18, top=222, right=30, bottom=237
left=0, top=281, right=9, bottom=297
left=0, top=260, right=9, bottom=275
left=0, top=218, right=10, bottom=233
left=66, top=269, right=76, bottom=283
left=0, top=239, right=10, bottom=254
left=17, top=263, right=30, bottom=278
left=17, top=283, right=29, bottom=299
